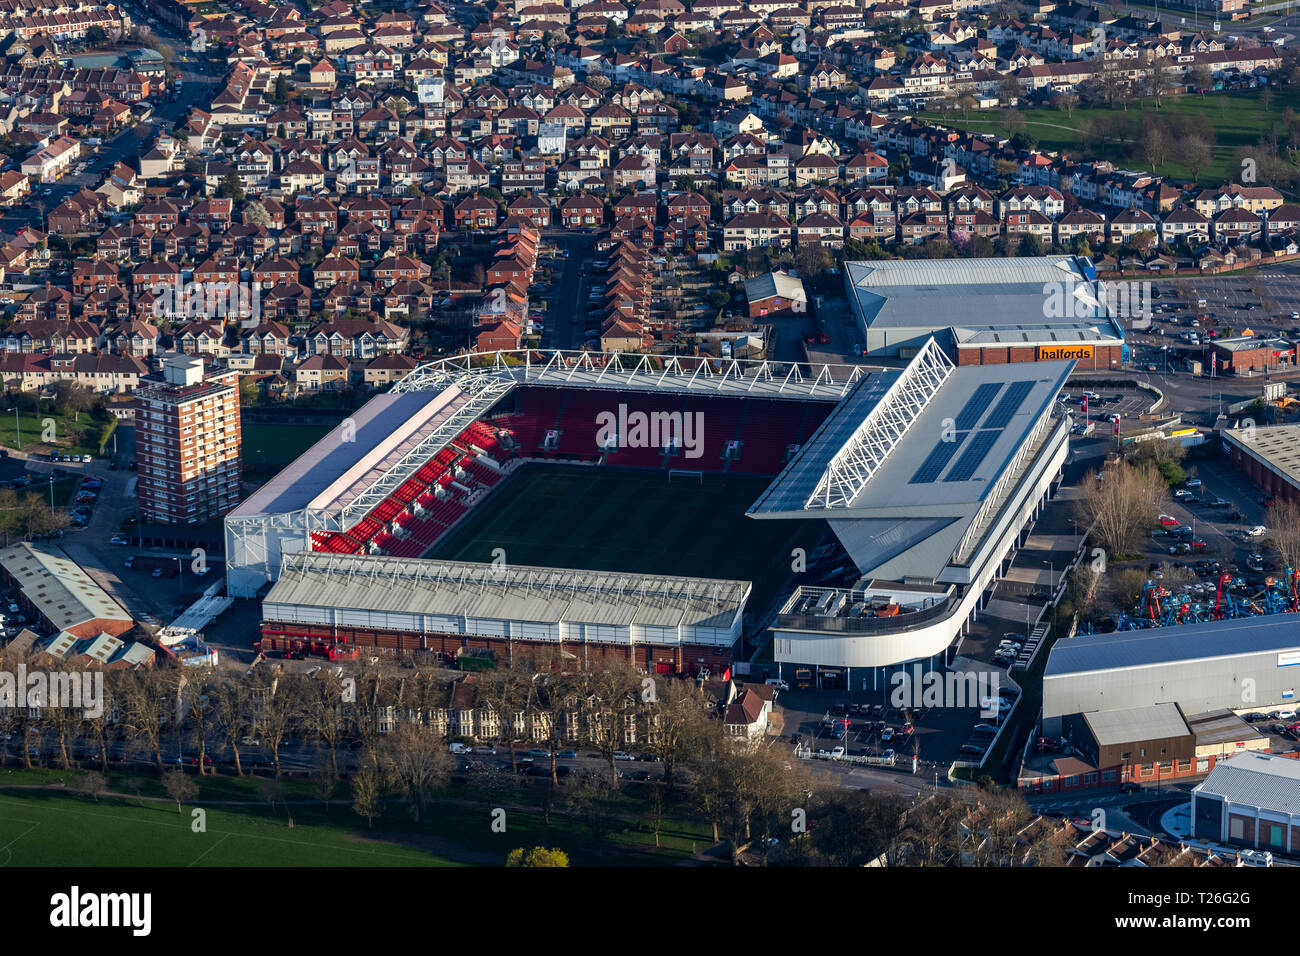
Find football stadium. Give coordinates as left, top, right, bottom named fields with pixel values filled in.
left=227, top=338, right=1073, bottom=680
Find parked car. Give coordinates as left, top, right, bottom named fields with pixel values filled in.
left=613, top=750, right=636, bottom=760
left=1120, top=782, right=1141, bottom=794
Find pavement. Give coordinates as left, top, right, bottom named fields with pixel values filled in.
left=539, top=232, right=597, bottom=351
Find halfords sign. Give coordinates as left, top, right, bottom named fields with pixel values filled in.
left=1038, top=344, right=1094, bottom=361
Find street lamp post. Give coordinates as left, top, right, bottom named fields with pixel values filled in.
left=13, top=407, right=20, bottom=451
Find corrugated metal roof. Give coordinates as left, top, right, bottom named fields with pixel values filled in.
left=1045, top=615, right=1300, bottom=678
left=0, top=543, right=132, bottom=633
left=1185, top=709, right=1268, bottom=747
left=1224, top=424, right=1300, bottom=485
left=1084, top=703, right=1189, bottom=746
left=1194, top=751, right=1300, bottom=814
left=847, top=255, right=1106, bottom=332
left=264, top=552, right=750, bottom=629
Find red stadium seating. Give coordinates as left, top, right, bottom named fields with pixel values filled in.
left=310, top=531, right=364, bottom=554
left=319, top=390, right=837, bottom=565
left=392, top=478, right=425, bottom=503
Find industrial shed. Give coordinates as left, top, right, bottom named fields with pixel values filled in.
left=844, top=255, right=1127, bottom=362
left=0, top=542, right=134, bottom=640
left=1042, top=616, right=1300, bottom=734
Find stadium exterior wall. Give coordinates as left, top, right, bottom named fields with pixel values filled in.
left=225, top=510, right=314, bottom=598
left=771, top=414, right=1070, bottom=670
left=257, top=622, right=735, bottom=674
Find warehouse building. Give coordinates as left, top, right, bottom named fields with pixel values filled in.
left=1021, top=703, right=1269, bottom=795
left=1221, top=423, right=1300, bottom=505
left=1043, top=617, right=1300, bottom=737
left=843, top=255, right=1128, bottom=365
left=1192, top=752, right=1300, bottom=855
left=0, top=542, right=134, bottom=640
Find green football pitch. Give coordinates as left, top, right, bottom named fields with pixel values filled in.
left=0, top=791, right=453, bottom=867
left=430, top=465, right=820, bottom=603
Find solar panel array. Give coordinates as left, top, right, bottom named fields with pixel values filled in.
left=909, top=431, right=969, bottom=484
left=954, top=383, right=1003, bottom=431
left=983, top=380, right=1036, bottom=429
left=946, top=429, right=1001, bottom=482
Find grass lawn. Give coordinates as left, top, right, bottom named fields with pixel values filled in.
left=917, top=87, right=1300, bottom=187
left=430, top=464, right=820, bottom=612
left=0, top=767, right=711, bottom=866
left=241, top=422, right=334, bottom=479
left=0, top=408, right=114, bottom=457
left=0, top=789, right=455, bottom=867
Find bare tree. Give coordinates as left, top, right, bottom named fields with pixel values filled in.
left=1076, top=461, right=1169, bottom=559
left=70, top=770, right=108, bottom=802
left=178, top=667, right=215, bottom=775
left=162, top=768, right=198, bottom=813
left=259, top=674, right=300, bottom=778
left=351, top=766, right=384, bottom=828
left=649, top=677, right=712, bottom=788
left=1183, top=136, right=1212, bottom=183
left=300, top=670, right=346, bottom=777
left=120, top=668, right=169, bottom=769
left=380, top=720, right=452, bottom=822
left=1267, top=499, right=1300, bottom=573
left=212, top=675, right=252, bottom=776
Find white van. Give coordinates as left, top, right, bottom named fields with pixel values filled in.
left=448, top=742, right=471, bottom=754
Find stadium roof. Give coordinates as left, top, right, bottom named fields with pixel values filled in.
left=749, top=340, right=1071, bottom=578
left=393, top=349, right=862, bottom=401
left=230, top=375, right=516, bottom=522
left=0, top=542, right=132, bottom=633
left=230, top=390, right=468, bottom=519
left=1223, top=424, right=1300, bottom=487
left=846, top=255, right=1114, bottom=333
left=1044, top=614, right=1300, bottom=679
left=265, top=552, right=750, bottom=630
left=1194, top=751, right=1300, bottom=814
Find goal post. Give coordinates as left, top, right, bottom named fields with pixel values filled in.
left=668, top=469, right=704, bottom=483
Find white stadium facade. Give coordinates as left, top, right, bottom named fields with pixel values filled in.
left=227, top=303, right=1075, bottom=676
left=751, top=338, right=1072, bottom=683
